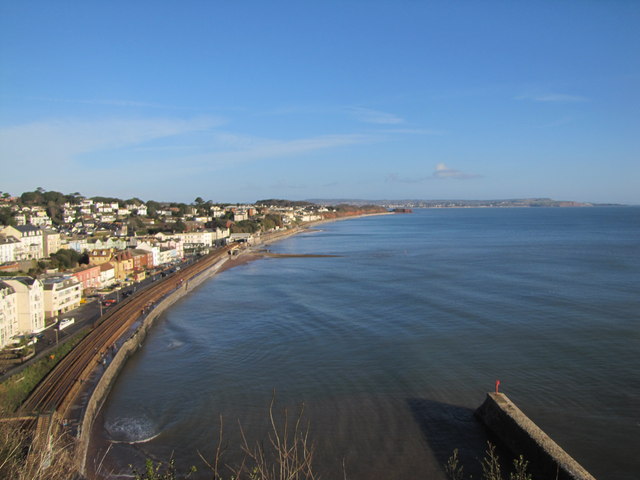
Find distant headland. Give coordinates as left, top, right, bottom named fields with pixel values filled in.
left=307, top=198, right=625, bottom=208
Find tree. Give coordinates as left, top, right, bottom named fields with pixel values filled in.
left=146, top=200, right=161, bottom=217
left=173, top=220, right=187, bottom=233
left=0, top=207, right=15, bottom=226
left=50, top=249, right=83, bottom=270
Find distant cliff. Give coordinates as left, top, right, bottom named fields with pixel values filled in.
left=307, top=198, right=612, bottom=208
left=320, top=205, right=388, bottom=219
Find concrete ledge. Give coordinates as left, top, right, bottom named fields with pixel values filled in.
left=475, top=393, right=596, bottom=480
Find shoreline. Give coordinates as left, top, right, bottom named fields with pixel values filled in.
left=84, top=211, right=391, bottom=479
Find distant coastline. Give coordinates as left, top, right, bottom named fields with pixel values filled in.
left=307, top=197, right=627, bottom=208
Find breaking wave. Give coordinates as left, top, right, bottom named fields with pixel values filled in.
left=105, top=415, right=161, bottom=444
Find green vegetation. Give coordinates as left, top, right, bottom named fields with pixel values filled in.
left=231, top=219, right=261, bottom=234
left=0, top=206, right=16, bottom=226
left=255, top=199, right=314, bottom=207
left=132, top=459, right=196, bottom=480
left=49, top=248, right=85, bottom=271
left=260, top=214, right=284, bottom=231
left=0, top=331, right=87, bottom=412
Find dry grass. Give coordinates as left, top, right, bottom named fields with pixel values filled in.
left=200, top=396, right=318, bottom=480
left=0, top=411, right=77, bottom=480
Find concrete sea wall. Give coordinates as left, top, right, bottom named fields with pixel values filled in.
left=76, top=256, right=229, bottom=476
left=475, top=392, right=596, bottom=480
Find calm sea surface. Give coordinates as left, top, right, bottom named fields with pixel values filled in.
left=96, top=208, right=639, bottom=480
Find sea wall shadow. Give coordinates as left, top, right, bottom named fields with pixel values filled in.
left=406, top=398, right=510, bottom=479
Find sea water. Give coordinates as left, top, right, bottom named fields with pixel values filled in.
left=96, top=207, right=640, bottom=479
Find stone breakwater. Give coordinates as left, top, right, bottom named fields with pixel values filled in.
left=475, top=392, right=596, bottom=480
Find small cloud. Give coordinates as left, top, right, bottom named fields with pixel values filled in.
left=385, top=164, right=481, bottom=184
left=433, top=163, right=481, bottom=180
left=347, top=106, right=404, bottom=125
left=516, top=93, right=588, bottom=103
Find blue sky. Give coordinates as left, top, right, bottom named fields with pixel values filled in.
left=1, top=1, right=639, bottom=204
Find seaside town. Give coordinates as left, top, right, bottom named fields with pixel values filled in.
left=0, top=188, right=386, bottom=354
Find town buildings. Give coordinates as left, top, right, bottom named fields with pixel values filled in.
left=0, top=192, right=337, bottom=347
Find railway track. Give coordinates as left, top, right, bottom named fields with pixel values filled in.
left=21, top=246, right=232, bottom=418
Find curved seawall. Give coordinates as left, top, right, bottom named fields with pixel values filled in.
left=475, top=392, right=596, bottom=480
left=76, top=256, right=230, bottom=476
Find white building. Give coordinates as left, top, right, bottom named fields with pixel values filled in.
left=153, top=233, right=185, bottom=258
left=210, top=206, right=225, bottom=218
left=172, top=231, right=219, bottom=253
left=0, top=225, right=44, bottom=260
left=214, top=227, right=230, bottom=243
left=158, top=247, right=179, bottom=265
left=0, top=235, right=20, bottom=263
left=3, top=277, right=45, bottom=334
left=135, top=242, right=160, bottom=267
left=0, top=281, right=18, bottom=349
left=127, top=203, right=148, bottom=216
left=99, top=262, right=116, bottom=287
left=28, top=208, right=52, bottom=227
left=42, top=275, right=82, bottom=319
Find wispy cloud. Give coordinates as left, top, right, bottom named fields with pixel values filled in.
left=0, top=116, right=223, bottom=166
left=24, top=95, right=175, bottom=109
left=200, top=133, right=377, bottom=168
left=516, top=93, right=589, bottom=103
left=346, top=106, right=404, bottom=124
left=386, top=163, right=481, bottom=184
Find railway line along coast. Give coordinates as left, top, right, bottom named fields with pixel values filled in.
left=14, top=243, right=241, bottom=477
left=12, top=221, right=340, bottom=478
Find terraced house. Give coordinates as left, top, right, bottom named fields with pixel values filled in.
left=0, top=281, right=18, bottom=349
left=2, top=277, right=45, bottom=335
left=42, top=275, right=82, bottom=319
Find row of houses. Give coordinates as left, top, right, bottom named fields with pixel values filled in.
left=0, top=225, right=237, bottom=348
left=0, top=223, right=230, bottom=264
left=0, top=275, right=83, bottom=349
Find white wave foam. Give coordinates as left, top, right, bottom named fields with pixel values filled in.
left=167, top=339, right=185, bottom=350
left=105, top=415, right=161, bottom=444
